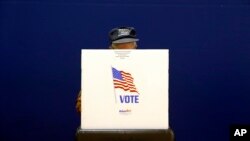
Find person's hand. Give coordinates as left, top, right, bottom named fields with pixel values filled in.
left=75, top=91, right=81, bottom=113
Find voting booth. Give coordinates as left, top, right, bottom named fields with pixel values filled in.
left=76, top=49, right=174, bottom=141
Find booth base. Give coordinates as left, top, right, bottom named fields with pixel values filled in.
left=76, top=128, right=174, bottom=141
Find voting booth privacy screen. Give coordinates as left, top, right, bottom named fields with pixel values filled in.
left=81, top=50, right=169, bottom=129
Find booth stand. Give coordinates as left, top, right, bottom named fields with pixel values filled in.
left=76, top=128, right=174, bottom=141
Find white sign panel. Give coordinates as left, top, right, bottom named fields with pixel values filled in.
left=81, top=49, right=169, bottom=129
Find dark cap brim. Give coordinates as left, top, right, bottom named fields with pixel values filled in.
left=112, top=38, right=139, bottom=44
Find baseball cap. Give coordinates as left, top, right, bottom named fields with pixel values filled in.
left=109, top=27, right=139, bottom=44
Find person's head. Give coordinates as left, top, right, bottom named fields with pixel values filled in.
left=109, top=27, right=139, bottom=49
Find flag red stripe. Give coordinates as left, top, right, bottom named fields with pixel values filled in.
left=120, top=71, right=131, bottom=75
left=113, top=80, right=134, bottom=85
left=114, top=83, right=137, bottom=89
left=113, top=79, right=138, bottom=88
left=114, top=86, right=139, bottom=93
left=122, top=75, right=133, bottom=80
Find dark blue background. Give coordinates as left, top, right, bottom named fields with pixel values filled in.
left=0, top=1, right=250, bottom=141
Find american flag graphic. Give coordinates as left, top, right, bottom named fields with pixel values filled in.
left=112, top=67, right=139, bottom=94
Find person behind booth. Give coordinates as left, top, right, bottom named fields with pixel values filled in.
left=75, top=26, right=139, bottom=113
left=75, top=26, right=175, bottom=141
